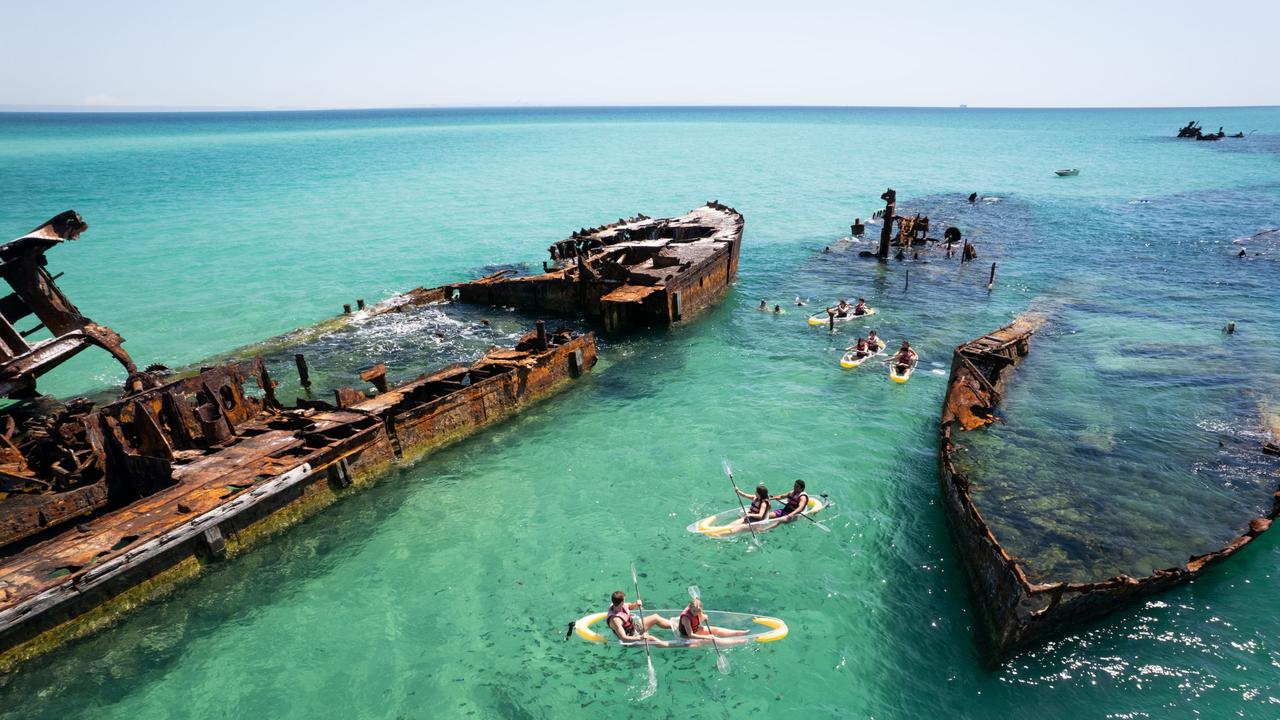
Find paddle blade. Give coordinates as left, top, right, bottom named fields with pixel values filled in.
left=687, top=585, right=701, bottom=601
left=721, top=459, right=733, bottom=478
left=716, top=652, right=731, bottom=675
left=637, top=657, right=657, bottom=700
left=631, top=562, right=638, bottom=587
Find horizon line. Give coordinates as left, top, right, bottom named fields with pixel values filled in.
left=2, top=102, right=1279, bottom=115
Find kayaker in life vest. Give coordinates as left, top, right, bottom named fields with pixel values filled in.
left=866, top=329, right=881, bottom=350
left=606, top=591, right=673, bottom=646
left=769, top=479, right=809, bottom=521
left=853, top=298, right=869, bottom=316
left=678, top=597, right=749, bottom=642
left=828, top=299, right=852, bottom=319
left=733, top=485, right=771, bottom=526
left=847, top=337, right=870, bottom=359
left=891, top=341, right=918, bottom=374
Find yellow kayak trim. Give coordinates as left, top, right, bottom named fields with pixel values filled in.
left=574, top=610, right=789, bottom=645
left=840, top=340, right=887, bottom=368
left=807, top=307, right=877, bottom=325
left=890, top=364, right=916, bottom=383
left=689, top=497, right=824, bottom=537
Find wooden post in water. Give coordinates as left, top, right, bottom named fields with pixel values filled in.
left=294, top=353, right=312, bottom=392
left=357, top=299, right=366, bottom=311
left=905, top=270, right=909, bottom=292
left=987, top=262, right=997, bottom=291
left=342, top=304, right=352, bottom=315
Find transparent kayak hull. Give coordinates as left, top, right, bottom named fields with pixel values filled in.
left=807, top=307, right=876, bottom=325
left=890, top=361, right=917, bottom=383
left=840, top=340, right=886, bottom=368
left=574, top=609, right=788, bottom=647
left=686, top=497, right=824, bottom=538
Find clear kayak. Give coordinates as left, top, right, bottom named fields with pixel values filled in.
left=686, top=496, right=825, bottom=537
left=890, top=358, right=918, bottom=383
left=574, top=609, right=788, bottom=647
left=807, top=307, right=876, bottom=326
left=840, top=340, right=886, bottom=368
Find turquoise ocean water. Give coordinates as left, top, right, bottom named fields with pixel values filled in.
left=0, top=107, right=1277, bottom=718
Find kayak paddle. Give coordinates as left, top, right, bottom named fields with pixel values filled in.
left=688, top=585, right=730, bottom=675
left=631, top=562, right=657, bottom=700
left=722, top=459, right=761, bottom=547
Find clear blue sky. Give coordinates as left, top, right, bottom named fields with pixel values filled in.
left=3, top=0, right=1276, bottom=109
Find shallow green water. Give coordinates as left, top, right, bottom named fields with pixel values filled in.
left=0, top=107, right=1278, bottom=718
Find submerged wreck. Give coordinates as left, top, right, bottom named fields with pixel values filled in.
left=449, top=203, right=743, bottom=333
left=0, top=208, right=682, bottom=671
left=939, top=319, right=1280, bottom=659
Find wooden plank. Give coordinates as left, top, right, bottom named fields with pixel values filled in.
left=0, top=463, right=312, bottom=633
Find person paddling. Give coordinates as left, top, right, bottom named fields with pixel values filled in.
left=678, top=597, right=748, bottom=643
left=606, top=591, right=673, bottom=646
left=769, top=479, right=809, bottom=522
left=733, top=485, right=771, bottom=526
left=853, top=297, right=869, bottom=316
left=847, top=337, right=871, bottom=359
left=891, top=341, right=918, bottom=374
left=866, top=329, right=882, bottom=351
left=828, top=299, right=852, bottom=319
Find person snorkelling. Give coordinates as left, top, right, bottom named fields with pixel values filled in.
left=606, top=591, right=673, bottom=646
left=678, top=596, right=749, bottom=643
left=733, top=484, right=771, bottom=526
left=769, top=479, right=809, bottom=522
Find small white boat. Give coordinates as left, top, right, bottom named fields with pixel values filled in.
left=1054, top=169, right=1080, bottom=177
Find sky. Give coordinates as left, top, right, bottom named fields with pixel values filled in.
left=2, top=0, right=1276, bottom=110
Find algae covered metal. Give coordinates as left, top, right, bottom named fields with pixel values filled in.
left=0, top=203, right=744, bottom=672
left=939, top=319, right=1280, bottom=660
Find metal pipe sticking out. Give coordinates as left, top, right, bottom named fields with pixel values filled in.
left=536, top=320, right=547, bottom=350
left=988, top=262, right=997, bottom=291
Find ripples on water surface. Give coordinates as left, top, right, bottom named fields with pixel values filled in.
left=0, top=107, right=1277, bottom=718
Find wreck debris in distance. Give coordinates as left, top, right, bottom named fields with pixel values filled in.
left=450, top=203, right=743, bottom=333
left=939, top=318, right=1280, bottom=661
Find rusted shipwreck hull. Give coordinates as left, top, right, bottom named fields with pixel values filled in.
left=939, top=319, right=1280, bottom=659
left=0, top=326, right=595, bottom=671
left=450, top=203, right=743, bottom=333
